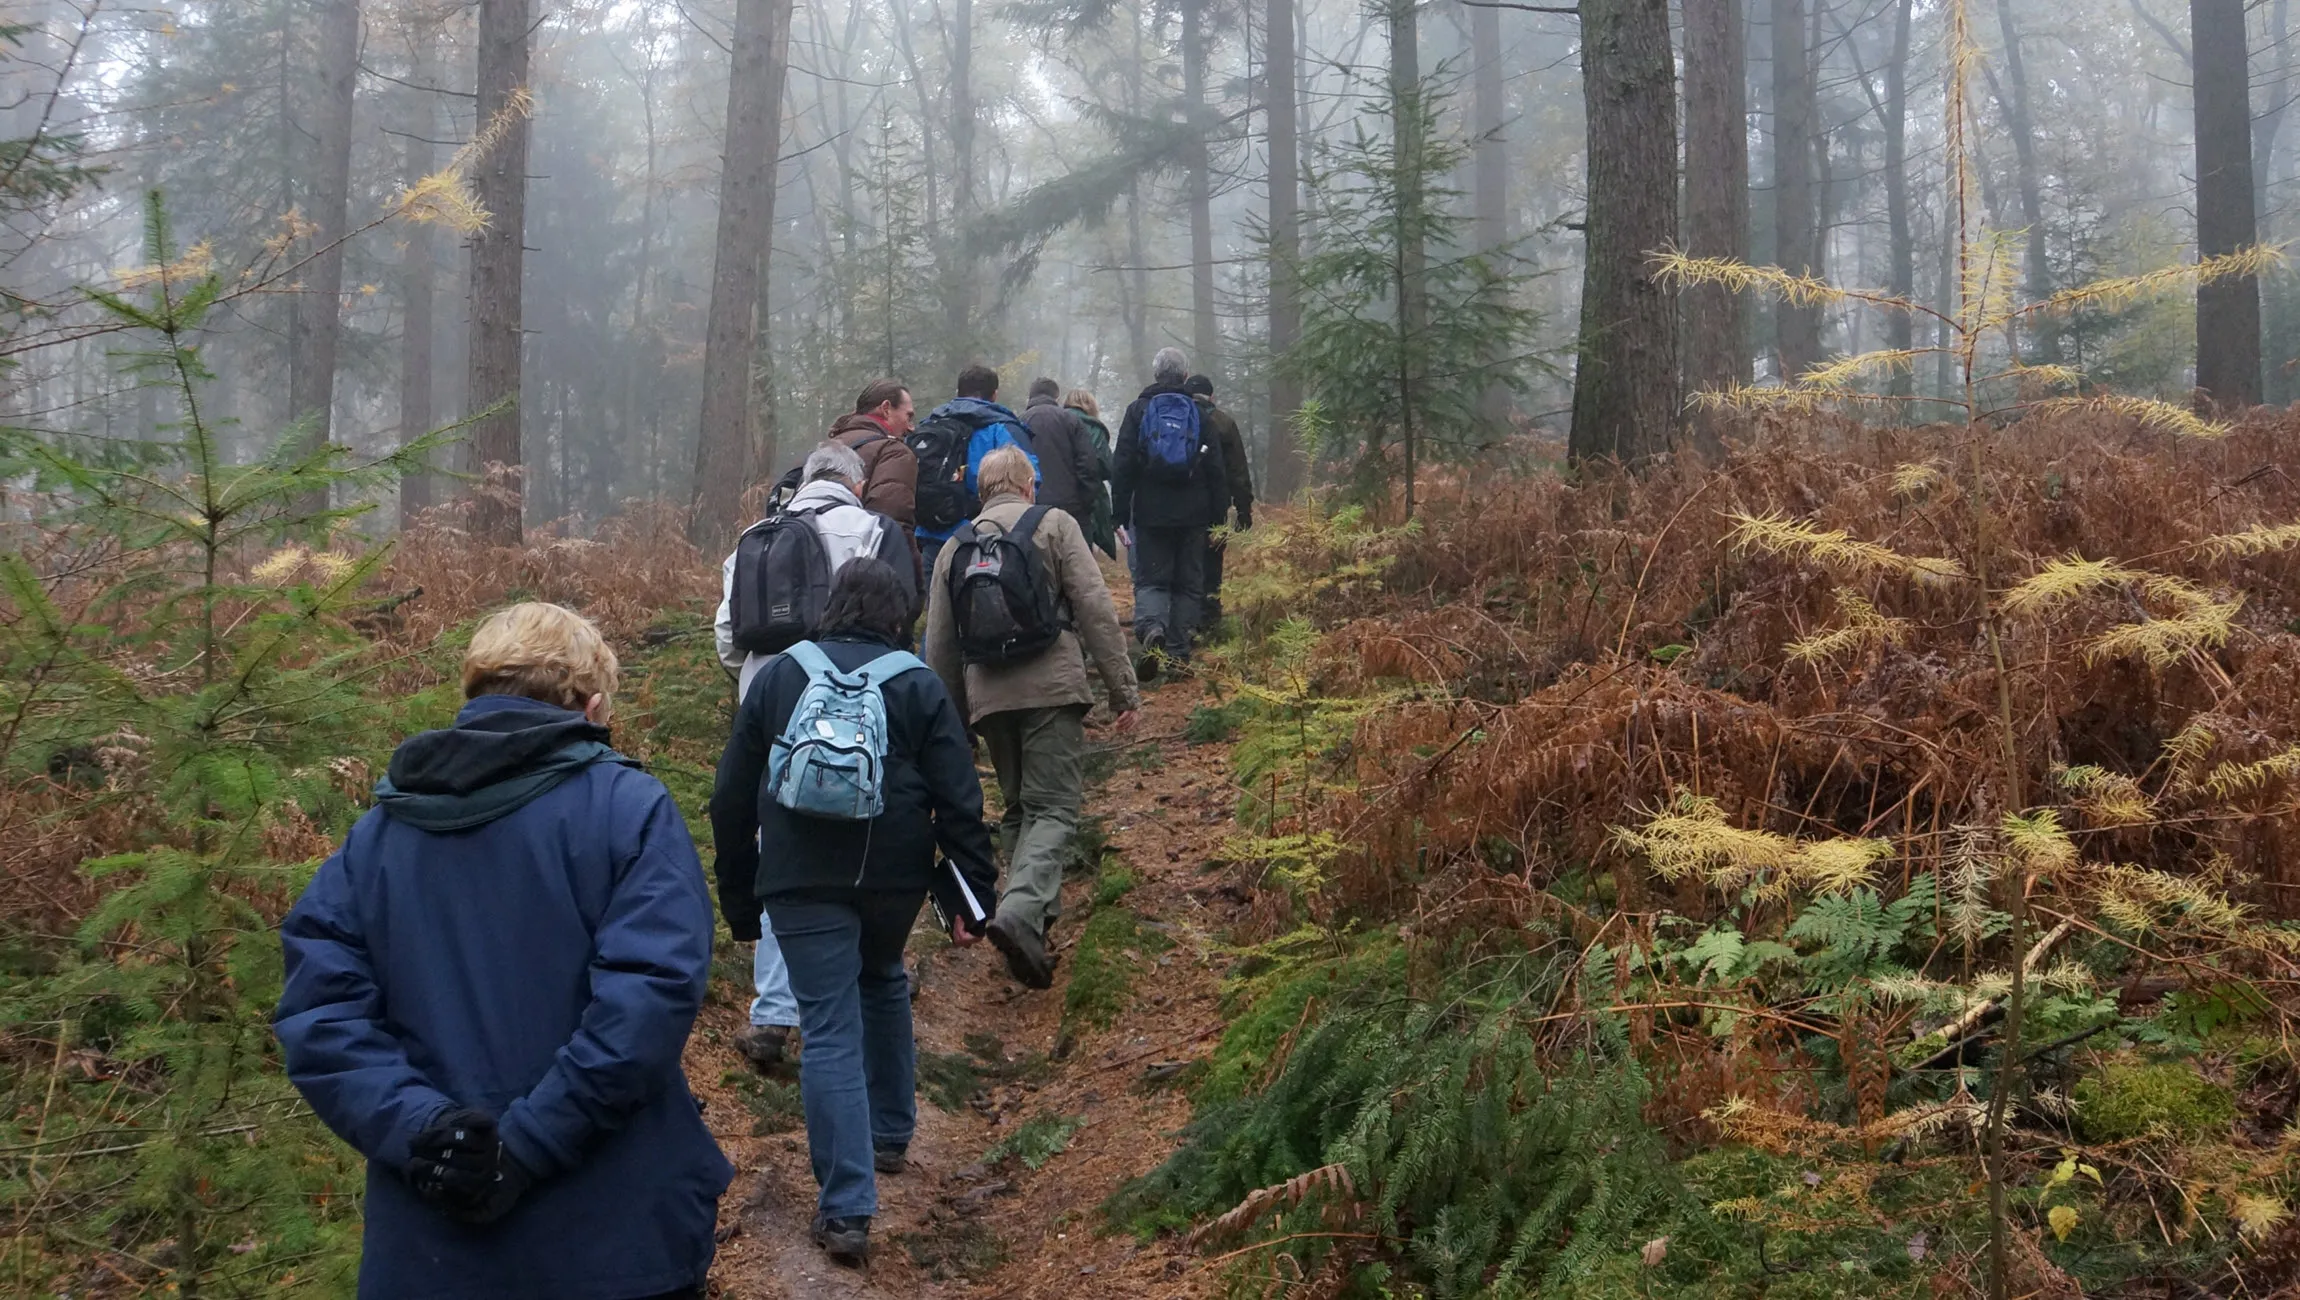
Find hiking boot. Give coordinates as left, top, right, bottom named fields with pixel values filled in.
left=984, top=913, right=1056, bottom=989
left=1132, top=630, right=1165, bottom=683
left=735, top=1024, right=791, bottom=1073
left=812, top=1214, right=871, bottom=1266
left=873, top=1143, right=908, bottom=1175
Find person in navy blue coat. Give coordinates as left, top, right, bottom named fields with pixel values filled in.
left=276, top=602, right=732, bottom=1300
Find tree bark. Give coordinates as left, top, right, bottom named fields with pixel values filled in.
left=945, top=0, right=977, bottom=369
left=1265, top=0, right=1305, bottom=498
left=398, top=9, right=437, bottom=525
left=1883, top=0, right=1914, bottom=398
left=1185, top=0, right=1221, bottom=377
left=690, top=0, right=795, bottom=549
left=291, top=0, right=361, bottom=511
left=2193, top=0, right=2262, bottom=408
left=1991, top=0, right=2050, bottom=343
left=1682, top=0, right=1748, bottom=446
left=1770, top=0, right=1820, bottom=380
left=1470, top=0, right=1508, bottom=253
left=1389, top=0, right=1424, bottom=515
left=1569, top=0, right=1679, bottom=462
left=466, top=0, right=532, bottom=546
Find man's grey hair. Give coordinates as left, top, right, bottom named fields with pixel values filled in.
left=803, top=439, right=867, bottom=488
left=1151, top=346, right=1189, bottom=386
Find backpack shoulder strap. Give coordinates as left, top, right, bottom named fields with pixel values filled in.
left=1011, top=504, right=1053, bottom=546
left=784, top=640, right=836, bottom=680
left=852, top=649, right=927, bottom=686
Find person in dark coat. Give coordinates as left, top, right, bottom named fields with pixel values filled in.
left=1019, top=376, right=1099, bottom=520
left=276, top=602, right=731, bottom=1300
left=1062, top=386, right=1119, bottom=559
left=1184, top=373, right=1254, bottom=628
left=1110, top=346, right=1230, bottom=669
left=710, top=558, right=998, bottom=1267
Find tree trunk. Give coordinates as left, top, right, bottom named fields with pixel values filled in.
left=398, top=11, right=437, bottom=526
left=1770, top=0, right=1820, bottom=380
left=291, top=0, right=361, bottom=512
left=2194, top=0, right=2262, bottom=408
left=1884, top=0, right=1914, bottom=398
left=1471, top=0, right=1508, bottom=253
left=1569, top=0, right=1679, bottom=462
left=1265, top=0, right=1305, bottom=498
left=2257, top=0, right=2290, bottom=242
left=1389, top=0, right=1424, bottom=514
left=690, top=0, right=795, bottom=549
left=466, top=0, right=532, bottom=546
left=1185, top=0, right=1221, bottom=377
left=945, top=0, right=977, bottom=367
left=1682, top=0, right=1748, bottom=445
left=1991, top=0, right=2050, bottom=344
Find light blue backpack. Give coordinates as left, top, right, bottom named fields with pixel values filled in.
left=767, top=641, right=926, bottom=820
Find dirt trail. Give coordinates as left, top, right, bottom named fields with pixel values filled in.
left=689, top=567, right=1239, bottom=1300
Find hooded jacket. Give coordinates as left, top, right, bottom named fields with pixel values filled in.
left=1194, top=396, right=1255, bottom=527
left=714, top=478, right=916, bottom=699
left=1019, top=394, right=1099, bottom=520
left=1111, top=380, right=1231, bottom=531
left=1066, top=405, right=1119, bottom=557
left=276, top=694, right=730, bottom=1300
left=709, top=634, right=998, bottom=938
left=912, top=396, right=1039, bottom=544
left=826, top=411, right=920, bottom=527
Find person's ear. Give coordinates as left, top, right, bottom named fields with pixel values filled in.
left=583, top=693, right=611, bottom=724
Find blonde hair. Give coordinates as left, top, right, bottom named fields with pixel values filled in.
left=977, top=445, right=1036, bottom=500
left=1062, top=387, right=1100, bottom=419
left=462, top=602, right=619, bottom=711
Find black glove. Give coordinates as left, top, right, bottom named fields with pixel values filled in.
left=1234, top=503, right=1253, bottom=532
left=409, top=1109, right=534, bottom=1225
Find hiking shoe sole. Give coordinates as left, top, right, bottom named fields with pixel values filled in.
left=873, top=1146, right=907, bottom=1175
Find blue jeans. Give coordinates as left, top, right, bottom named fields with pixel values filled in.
left=750, top=914, right=798, bottom=1028
left=765, top=891, right=925, bottom=1220
left=919, top=534, right=947, bottom=582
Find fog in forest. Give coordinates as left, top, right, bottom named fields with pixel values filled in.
left=0, top=0, right=2285, bottom=536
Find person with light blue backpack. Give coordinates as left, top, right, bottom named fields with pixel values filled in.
left=708, top=557, right=997, bottom=1269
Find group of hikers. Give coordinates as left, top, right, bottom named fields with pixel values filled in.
left=270, top=349, right=1256, bottom=1298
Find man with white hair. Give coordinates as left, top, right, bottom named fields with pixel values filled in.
left=714, top=438, right=918, bottom=1072
left=1111, top=347, right=1230, bottom=673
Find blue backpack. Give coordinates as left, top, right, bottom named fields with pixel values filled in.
left=767, top=641, right=925, bottom=820
left=1141, top=391, right=1204, bottom=480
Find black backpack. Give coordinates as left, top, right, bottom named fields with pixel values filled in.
left=907, top=411, right=980, bottom=535
left=769, top=431, right=891, bottom=514
left=945, top=506, right=1066, bottom=665
left=727, top=505, right=835, bottom=655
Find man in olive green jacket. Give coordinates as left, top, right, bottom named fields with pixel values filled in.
left=924, top=447, right=1140, bottom=988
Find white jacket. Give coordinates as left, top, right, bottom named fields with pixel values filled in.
left=715, top=480, right=895, bottom=700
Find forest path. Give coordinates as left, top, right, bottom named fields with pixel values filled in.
left=691, top=561, right=1238, bottom=1300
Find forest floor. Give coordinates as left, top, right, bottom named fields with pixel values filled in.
left=690, top=566, right=1235, bottom=1300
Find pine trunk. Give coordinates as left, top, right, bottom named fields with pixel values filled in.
left=397, top=13, right=437, bottom=526
left=1770, top=0, right=1820, bottom=380
left=1991, top=0, right=2050, bottom=339
left=1265, top=0, right=1305, bottom=498
left=1186, top=0, right=1220, bottom=377
left=2194, top=0, right=2262, bottom=408
left=1390, top=0, right=1424, bottom=515
left=1569, top=0, right=1679, bottom=463
left=466, top=0, right=532, bottom=546
left=1682, top=0, right=1748, bottom=446
left=690, top=0, right=795, bottom=550
left=946, top=0, right=977, bottom=367
left=1884, top=0, right=1914, bottom=398
left=291, top=0, right=360, bottom=512
left=1471, top=0, right=1508, bottom=253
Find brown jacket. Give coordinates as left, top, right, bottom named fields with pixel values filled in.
left=924, top=492, right=1141, bottom=725
left=828, top=412, right=919, bottom=526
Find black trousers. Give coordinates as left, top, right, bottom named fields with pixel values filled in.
left=1132, top=526, right=1206, bottom=656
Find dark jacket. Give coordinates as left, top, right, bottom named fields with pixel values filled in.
left=1020, top=394, right=1099, bottom=519
left=913, top=397, right=1038, bottom=543
left=1195, top=396, right=1255, bottom=526
left=1112, top=380, right=1231, bottom=531
left=827, top=411, right=920, bottom=527
left=709, top=634, right=998, bottom=939
left=276, top=695, right=730, bottom=1300
left=1068, top=406, right=1119, bottom=557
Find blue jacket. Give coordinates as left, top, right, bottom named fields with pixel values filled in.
left=275, top=694, right=732, bottom=1300
left=915, top=396, right=1040, bottom=543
